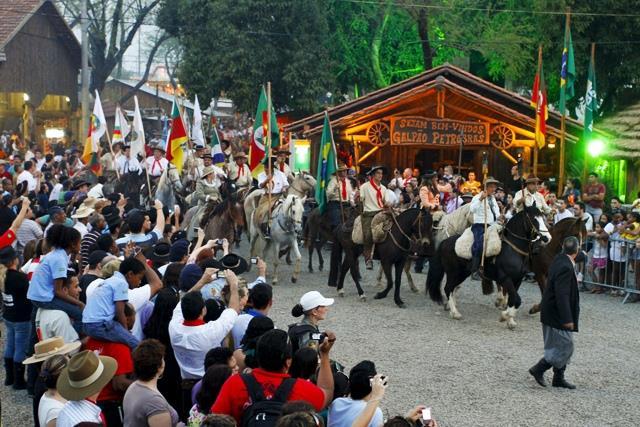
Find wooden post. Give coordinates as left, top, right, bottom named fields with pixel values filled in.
left=558, top=11, right=571, bottom=196
left=266, top=82, right=273, bottom=227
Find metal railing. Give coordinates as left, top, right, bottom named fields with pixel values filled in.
left=579, top=235, right=640, bottom=304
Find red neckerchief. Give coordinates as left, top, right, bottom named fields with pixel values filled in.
left=85, top=398, right=106, bottom=425
left=237, top=162, right=244, bottom=176
left=183, top=319, right=206, bottom=327
left=279, top=163, right=285, bottom=172
left=152, top=159, right=163, bottom=174
left=340, top=178, right=347, bottom=200
left=369, top=178, right=384, bottom=208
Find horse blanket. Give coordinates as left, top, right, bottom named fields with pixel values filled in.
left=454, top=223, right=503, bottom=260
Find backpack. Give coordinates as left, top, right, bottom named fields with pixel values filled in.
left=240, top=373, right=296, bottom=427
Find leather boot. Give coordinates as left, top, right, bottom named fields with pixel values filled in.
left=552, top=366, right=576, bottom=389
left=470, top=255, right=482, bottom=281
left=528, top=358, right=552, bottom=387
left=3, top=358, right=14, bottom=386
left=12, top=362, right=27, bottom=390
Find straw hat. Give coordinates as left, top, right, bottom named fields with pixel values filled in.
left=71, top=205, right=95, bottom=219
left=80, top=197, right=98, bottom=209
left=234, top=152, right=248, bottom=159
left=274, top=145, right=291, bottom=155
left=334, top=162, right=349, bottom=173
left=202, top=166, right=215, bottom=178
left=484, top=177, right=501, bottom=187
left=56, top=350, right=117, bottom=401
left=23, top=336, right=81, bottom=365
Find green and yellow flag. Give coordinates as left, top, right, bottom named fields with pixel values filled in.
left=314, top=112, right=337, bottom=214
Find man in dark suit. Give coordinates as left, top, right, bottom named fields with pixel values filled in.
left=529, top=236, right=584, bottom=389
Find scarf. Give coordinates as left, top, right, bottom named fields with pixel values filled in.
left=183, top=319, right=206, bottom=327
left=279, top=163, right=285, bottom=172
left=340, top=178, right=347, bottom=200
left=370, top=178, right=384, bottom=208
left=152, top=159, right=163, bottom=174
left=237, top=162, right=244, bottom=177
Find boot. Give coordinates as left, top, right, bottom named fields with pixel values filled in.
left=4, top=358, right=14, bottom=386
left=470, top=255, right=482, bottom=281
left=12, top=362, right=27, bottom=390
left=528, top=358, right=552, bottom=387
left=552, top=366, right=576, bottom=389
left=261, top=223, right=271, bottom=240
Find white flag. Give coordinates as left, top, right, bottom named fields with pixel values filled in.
left=131, top=96, right=146, bottom=159
left=192, top=95, right=205, bottom=147
left=112, top=105, right=130, bottom=143
left=91, top=90, right=107, bottom=148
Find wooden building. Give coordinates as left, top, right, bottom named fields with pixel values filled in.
left=285, top=64, right=585, bottom=185
left=0, top=0, right=81, bottom=144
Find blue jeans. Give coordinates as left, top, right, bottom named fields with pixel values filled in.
left=471, top=223, right=485, bottom=257
left=84, top=320, right=139, bottom=350
left=3, top=319, right=31, bottom=362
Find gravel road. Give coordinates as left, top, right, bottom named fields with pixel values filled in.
left=2, top=242, right=638, bottom=426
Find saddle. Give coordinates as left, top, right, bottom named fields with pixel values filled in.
left=351, top=211, right=393, bottom=244
left=454, top=224, right=503, bottom=260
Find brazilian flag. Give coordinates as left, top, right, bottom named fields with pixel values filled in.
left=314, top=112, right=337, bottom=214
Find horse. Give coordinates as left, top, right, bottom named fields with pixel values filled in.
left=152, top=164, right=184, bottom=211
left=329, top=205, right=366, bottom=300
left=427, top=205, right=546, bottom=329
left=303, top=207, right=333, bottom=272
left=114, top=172, right=147, bottom=209
left=249, top=194, right=306, bottom=285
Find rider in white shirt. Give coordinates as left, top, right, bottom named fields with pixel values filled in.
left=145, top=145, right=169, bottom=177
left=116, top=145, right=142, bottom=175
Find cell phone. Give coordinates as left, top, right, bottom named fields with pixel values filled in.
left=250, top=257, right=258, bottom=264
left=422, top=407, right=432, bottom=422
left=216, top=239, right=224, bottom=245
left=216, top=270, right=226, bottom=279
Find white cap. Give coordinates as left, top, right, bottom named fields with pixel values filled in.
left=300, top=291, right=334, bottom=311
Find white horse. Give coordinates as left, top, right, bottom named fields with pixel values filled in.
left=249, top=194, right=306, bottom=285
left=152, top=164, right=184, bottom=210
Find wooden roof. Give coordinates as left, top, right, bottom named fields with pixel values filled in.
left=0, top=0, right=80, bottom=60
left=284, top=64, right=585, bottom=142
left=599, top=101, right=640, bottom=158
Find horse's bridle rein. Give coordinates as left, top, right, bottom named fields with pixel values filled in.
left=388, top=209, right=429, bottom=253
left=276, top=197, right=303, bottom=234
left=502, top=210, right=544, bottom=257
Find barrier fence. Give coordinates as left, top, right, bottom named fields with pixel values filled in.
left=580, top=236, right=640, bottom=304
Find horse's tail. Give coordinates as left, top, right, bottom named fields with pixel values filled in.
left=426, top=251, right=445, bottom=304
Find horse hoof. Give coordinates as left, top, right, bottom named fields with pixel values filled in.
left=507, top=320, right=517, bottom=330
left=450, top=312, right=462, bottom=320
left=375, top=283, right=384, bottom=291
left=291, top=277, right=297, bottom=284
left=374, top=292, right=385, bottom=300
left=319, top=265, right=323, bottom=271
left=396, top=301, right=406, bottom=308
left=338, top=289, right=345, bottom=297
left=308, top=268, right=314, bottom=273
left=410, top=286, right=419, bottom=294
left=359, top=294, right=367, bottom=302
left=529, top=305, right=541, bottom=315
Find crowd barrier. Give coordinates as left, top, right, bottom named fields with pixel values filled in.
left=579, top=235, right=640, bottom=304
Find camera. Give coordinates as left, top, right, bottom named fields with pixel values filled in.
left=250, top=257, right=258, bottom=264
left=310, top=332, right=327, bottom=342
left=216, top=239, right=224, bottom=245
left=216, top=270, right=226, bottom=279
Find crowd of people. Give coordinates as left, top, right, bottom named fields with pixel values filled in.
left=0, top=134, right=439, bottom=427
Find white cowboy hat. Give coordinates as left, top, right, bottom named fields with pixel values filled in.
left=71, top=205, right=95, bottom=219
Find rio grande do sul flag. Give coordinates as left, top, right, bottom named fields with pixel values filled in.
left=530, top=48, right=547, bottom=149
left=165, top=98, right=188, bottom=173
left=249, top=86, right=279, bottom=177
left=82, top=90, right=107, bottom=174
left=112, top=104, right=130, bottom=144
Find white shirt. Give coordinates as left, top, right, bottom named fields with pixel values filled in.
left=231, top=313, right=255, bottom=350
left=169, top=303, right=238, bottom=379
left=116, top=155, right=142, bottom=175
left=38, top=393, right=66, bottom=427
left=257, top=169, right=288, bottom=194
left=87, top=183, right=104, bottom=199
left=145, top=156, right=169, bottom=177
left=577, top=212, right=594, bottom=232
left=554, top=209, right=574, bottom=224
left=604, top=222, right=625, bottom=262
left=50, top=183, right=63, bottom=202
left=513, top=188, right=551, bottom=215
left=73, top=221, right=88, bottom=238
left=328, top=397, right=383, bottom=427
left=469, top=193, right=501, bottom=225
left=17, top=170, right=38, bottom=192
left=36, top=158, right=46, bottom=171
left=35, top=309, right=79, bottom=344
left=56, top=399, right=102, bottom=426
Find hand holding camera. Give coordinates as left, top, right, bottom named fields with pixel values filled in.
left=369, top=374, right=388, bottom=402
left=318, top=330, right=336, bottom=355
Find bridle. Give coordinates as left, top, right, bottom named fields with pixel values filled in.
left=388, top=209, right=430, bottom=252
left=289, top=173, right=313, bottom=196
left=276, top=196, right=303, bottom=234
left=502, top=209, right=543, bottom=257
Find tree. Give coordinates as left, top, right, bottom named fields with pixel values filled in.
left=56, top=0, right=168, bottom=93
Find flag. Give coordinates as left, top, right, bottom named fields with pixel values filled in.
left=112, top=104, right=130, bottom=144
left=314, top=112, right=338, bottom=214
left=165, top=98, right=187, bottom=172
left=249, top=86, right=279, bottom=177
left=192, top=95, right=205, bottom=147
left=82, top=90, right=107, bottom=174
left=559, top=19, right=576, bottom=116
left=210, top=126, right=225, bottom=165
left=130, top=96, right=146, bottom=160
left=583, top=49, right=597, bottom=143
left=531, top=50, right=547, bottom=149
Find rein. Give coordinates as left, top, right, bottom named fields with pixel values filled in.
left=501, top=212, right=542, bottom=257
left=388, top=210, right=425, bottom=252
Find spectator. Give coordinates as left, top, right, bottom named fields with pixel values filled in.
left=582, top=172, right=606, bottom=222
left=288, top=291, right=334, bottom=354
left=459, top=171, right=481, bottom=196
left=188, top=365, right=233, bottom=426
left=553, top=199, right=574, bottom=224
left=621, top=212, right=640, bottom=242
left=506, top=165, right=524, bottom=195
left=36, top=354, right=70, bottom=427
left=82, top=257, right=146, bottom=349
left=1, top=245, right=31, bottom=389
left=56, top=350, right=118, bottom=426
left=212, top=329, right=335, bottom=424
left=200, top=414, right=237, bottom=427
left=562, top=178, right=581, bottom=207
left=290, top=348, right=319, bottom=381
left=609, top=196, right=626, bottom=217
left=79, top=212, right=106, bottom=270
left=17, top=160, right=40, bottom=193
left=190, top=347, right=240, bottom=408
left=43, top=206, right=68, bottom=236
left=115, top=200, right=165, bottom=250
left=71, top=204, right=95, bottom=238
left=0, top=196, right=31, bottom=250
left=35, top=269, right=82, bottom=343
left=123, top=339, right=182, bottom=426
left=231, top=282, right=273, bottom=349
left=78, top=250, right=108, bottom=303
left=15, top=204, right=43, bottom=259
left=235, top=316, right=276, bottom=372
left=604, top=213, right=626, bottom=292
left=162, top=262, right=185, bottom=294
left=588, top=222, right=608, bottom=291
left=573, top=202, right=594, bottom=232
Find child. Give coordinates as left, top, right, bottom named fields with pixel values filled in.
left=589, top=222, right=608, bottom=289
left=621, top=212, right=640, bottom=241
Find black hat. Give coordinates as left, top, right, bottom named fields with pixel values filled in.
left=0, top=246, right=17, bottom=264
left=144, top=241, right=171, bottom=265
left=366, top=165, right=387, bottom=176
left=102, top=205, right=121, bottom=231
left=71, top=180, right=91, bottom=191
left=219, top=253, right=249, bottom=275
left=87, top=250, right=108, bottom=268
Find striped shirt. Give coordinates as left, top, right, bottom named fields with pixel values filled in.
left=80, top=229, right=101, bottom=271
left=16, top=218, right=44, bottom=249
left=56, top=399, right=103, bottom=426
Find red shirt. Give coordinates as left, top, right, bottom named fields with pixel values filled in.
left=85, top=338, right=133, bottom=402
left=212, top=368, right=325, bottom=424
left=0, top=229, right=16, bottom=249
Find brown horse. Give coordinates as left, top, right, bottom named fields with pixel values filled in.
left=303, top=207, right=333, bottom=272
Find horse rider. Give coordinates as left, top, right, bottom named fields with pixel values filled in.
left=145, top=141, right=169, bottom=179
left=360, top=165, right=390, bottom=270
left=100, top=140, right=124, bottom=174
left=255, top=157, right=289, bottom=238
left=227, top=151, right=252, bottom=191
left=469, top=177, right=502, bottom=280
left=274, top=146, right=294, bottom=182
left=116, top=144, right=142, bottom=175
left=325, top=162, right=354, bottom=229
left=185, top=142, right=206, bottom=181
left=513, top=176, right=552, bottom=216
left=186, top=165, right=225, bottom=239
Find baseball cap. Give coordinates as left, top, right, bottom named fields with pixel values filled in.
left=170, top=239, right=190, bottom=262
left=299, top=291, right=334, bottom=312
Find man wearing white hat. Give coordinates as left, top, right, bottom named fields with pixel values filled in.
left=227, top=152, right=252, bottom=190
left=325, top=163, right=354, bottom=229
left=469, top=177, right=502, bottom=279
left=72, top=205, right=95, bottom=238
left=145, top=142, right=169, bottom=177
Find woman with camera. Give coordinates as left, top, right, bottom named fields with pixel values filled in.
left=288, top=291, right=334, bottom=354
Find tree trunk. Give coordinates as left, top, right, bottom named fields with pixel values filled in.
left=371, top=7, right=391, bottom=88
left=415, top=9, right=433, bottom=70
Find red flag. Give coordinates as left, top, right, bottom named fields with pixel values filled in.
left=531, top=48, right=547, bottom=148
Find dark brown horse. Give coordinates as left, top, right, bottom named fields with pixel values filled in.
left=303, top=207, right=333, bottom=272
left=195, top=179, right=245, bottom=245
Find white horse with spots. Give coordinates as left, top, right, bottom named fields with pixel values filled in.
left=249, top=194, right=306, bottom=285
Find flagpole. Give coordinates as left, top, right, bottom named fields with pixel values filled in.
left=326, top=110, right=345, bottom=225
left=558, top=11, right=571, bottom=196
left=105, top=113, right=120, bottom=180
left=267, top=82, right=273, bottom=229
left=533, top=45, right=542, bottom=176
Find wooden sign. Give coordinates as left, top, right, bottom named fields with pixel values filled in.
left=390, top=117, right=489, bottom=146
